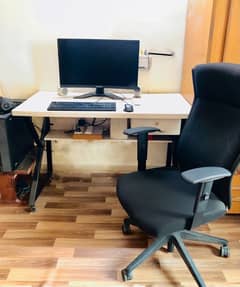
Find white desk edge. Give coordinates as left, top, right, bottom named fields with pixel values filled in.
left=12, top=91, right=191, bottom=119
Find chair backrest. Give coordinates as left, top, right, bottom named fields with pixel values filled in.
left=177, top=63, right=240, bottom=208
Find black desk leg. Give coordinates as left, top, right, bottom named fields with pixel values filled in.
left=28, top=144, right=44, bottom=211
left=166, top=120, right=186, bottom=168
left=28, top=117, right=50, bottom=212
left=46, top=140, right=53, bottom=178
left=166, top=142, right=173, bottom=167
left=172, top=119, right=186, bottom=167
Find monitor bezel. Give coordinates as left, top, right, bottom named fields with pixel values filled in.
left=57, top=38, right=140, bottom=90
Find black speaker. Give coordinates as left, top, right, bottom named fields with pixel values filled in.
left=0, top=97, right=18, bottom=114
left=0, top=113, right=34, bottom=172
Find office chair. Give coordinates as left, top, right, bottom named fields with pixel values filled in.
left=117, top=63, right=240, bottom=287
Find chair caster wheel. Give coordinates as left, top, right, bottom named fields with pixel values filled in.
left=29, top=206, right=36, bottom=212
left=220, top=245, right=230, bottom=257
left=121, top=269, right=132, bottom=281
left=122, top=219, right=132, bottom=235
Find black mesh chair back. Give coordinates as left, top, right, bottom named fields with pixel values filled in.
left=177, top=63, right=240, bottom=207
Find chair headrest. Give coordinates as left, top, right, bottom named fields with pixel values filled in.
left=192, top=63, right=240, bottom=108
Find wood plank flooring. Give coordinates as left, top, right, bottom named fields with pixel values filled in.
left=0, top=173, right=239, bottom=287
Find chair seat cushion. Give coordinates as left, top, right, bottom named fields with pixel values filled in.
left=117, top=167, right=226, bottom=237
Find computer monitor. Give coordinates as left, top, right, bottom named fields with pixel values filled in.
left=57, top=38, right=140, bottom=99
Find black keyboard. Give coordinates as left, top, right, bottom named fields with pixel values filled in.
left=47, top=101, right=116, bottom=111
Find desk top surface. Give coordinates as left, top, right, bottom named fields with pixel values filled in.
left=12, top=91, right=191, bottom=119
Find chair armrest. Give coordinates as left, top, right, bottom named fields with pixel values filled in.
left=124, top=127, right=160, bottom=136
left=181, top=167, right=231, bottom=229
left=181, top=167, right=231, bottom=184
left=124, top=126, right=160, bottom=171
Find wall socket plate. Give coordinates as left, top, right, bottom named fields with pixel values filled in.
left=139, top=55, right=151, bottom=70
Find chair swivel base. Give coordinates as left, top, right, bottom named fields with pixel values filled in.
left=121, top=226, right=229, bottom=287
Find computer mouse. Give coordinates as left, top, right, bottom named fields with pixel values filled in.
left=124, top=103, right=134, bottom=112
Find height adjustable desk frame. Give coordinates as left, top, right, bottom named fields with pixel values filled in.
left=12, top=91, right=190, bottom=211
left=27, top=117, right=52, bottom=211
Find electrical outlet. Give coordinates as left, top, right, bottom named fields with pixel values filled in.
left=139, top=55, right=151, bottom=70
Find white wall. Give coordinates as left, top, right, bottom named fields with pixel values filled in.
left=0, top=0, right=188, bottom=173
left=0, top=0, right=188, bottom=98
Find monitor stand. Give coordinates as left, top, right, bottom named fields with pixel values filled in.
left=74, top=86, right=124, bottom=100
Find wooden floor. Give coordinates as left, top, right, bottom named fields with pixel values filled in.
left=0, top=173, right=239, bottom=287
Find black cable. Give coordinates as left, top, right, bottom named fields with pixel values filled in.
left=91, top=118, right=96, bottom=126
left=92, top=119, right=107, bottom=127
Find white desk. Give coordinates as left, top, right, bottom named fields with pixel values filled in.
left=12, top=91, right=190, bottom=119
left=12, top=91, right=191, bottom=210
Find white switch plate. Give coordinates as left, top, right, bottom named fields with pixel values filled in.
left=139, top=55, right=151, bottom=69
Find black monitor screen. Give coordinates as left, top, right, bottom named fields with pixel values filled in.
left=57, top=38, right=139, bottom=90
